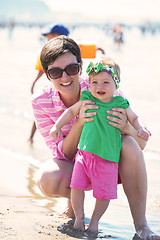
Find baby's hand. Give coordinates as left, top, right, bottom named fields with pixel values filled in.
left=49, top=125, right=61, bottom=138
left=137, top=128, right=149, bottom=141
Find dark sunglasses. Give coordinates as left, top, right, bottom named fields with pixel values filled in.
left=47, top=63, right=81, bottom=79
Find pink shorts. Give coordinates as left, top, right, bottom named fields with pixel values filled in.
left=70, top=150, right=118, bottom=199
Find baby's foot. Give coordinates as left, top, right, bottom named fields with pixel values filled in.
left=73, top=217, right=85, bottom=231
left=134, top=225, right=160, bottom=240
left=86, top=221, right=98, bottom=235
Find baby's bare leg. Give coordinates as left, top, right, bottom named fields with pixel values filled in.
left=87, top=199, right=110, bottom=234
left=71, top=188, right=85, bottom=230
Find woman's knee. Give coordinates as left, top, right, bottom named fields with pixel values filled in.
left=121, top=136, right=142, bottom=156
left=120, top=135, right=144, bottom=167
left=119, top=136, right=147, bottom=186
left=37, top=170, right=63, bottom=197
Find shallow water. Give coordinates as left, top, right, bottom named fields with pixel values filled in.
left=0, top=25, right=160, bottom=239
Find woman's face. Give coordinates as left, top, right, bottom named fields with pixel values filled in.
left=47, top=52, right=81, bottom=100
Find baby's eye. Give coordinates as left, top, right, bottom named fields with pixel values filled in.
left=104, top=81, right=109, bottom=84
left=92, top=81, right=97, bottom=84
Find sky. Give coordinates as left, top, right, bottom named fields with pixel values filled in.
left=42, top=0, right=160, bottom=24
left=0, top=0, right=159, bottom=25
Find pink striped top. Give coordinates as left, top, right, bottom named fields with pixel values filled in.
left=31, top=76, right=124, bottom=162
left=31, top=76, right=90, bottom=161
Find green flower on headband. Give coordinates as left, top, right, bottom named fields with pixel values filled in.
left=86, top=62, right=107, bottom=75
left=86, top=61, right=120, bottom=89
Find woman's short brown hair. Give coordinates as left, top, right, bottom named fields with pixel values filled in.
left=40, top=35, right=82, bottom=74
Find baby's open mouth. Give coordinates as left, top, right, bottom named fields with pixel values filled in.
left=97, top=91, right=105, bottom=95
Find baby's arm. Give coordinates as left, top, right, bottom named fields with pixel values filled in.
left=126, top=106, right=150, bottom=141
left=49, top=101, right=83, bottom=138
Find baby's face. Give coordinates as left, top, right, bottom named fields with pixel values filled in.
left=90, top=71, right=117, bottom=102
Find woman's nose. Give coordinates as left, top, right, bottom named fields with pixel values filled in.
left=61, top=71, right=68, bottom=79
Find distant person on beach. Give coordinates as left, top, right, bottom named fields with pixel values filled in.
left=112, top=23, right=124, bottom=50
left=49, top=56, right=149, bottom=233
left=31, top=35, right=160, bottom=239
left=28, top=24, right=69, bottom=144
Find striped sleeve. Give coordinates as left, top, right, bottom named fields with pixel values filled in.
left=31, top=96, right=65, bottom=158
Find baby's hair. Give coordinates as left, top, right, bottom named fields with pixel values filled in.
left=101, top=56, right=120, bottom=80
left=90, top=56, right=121, bottom=82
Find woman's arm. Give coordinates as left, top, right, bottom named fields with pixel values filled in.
left=106, top=108, right=148, bottom=150
left=31, top=99, right=62, bottom=151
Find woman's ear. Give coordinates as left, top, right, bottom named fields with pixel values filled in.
left=80, top=61, right=83, bottom=75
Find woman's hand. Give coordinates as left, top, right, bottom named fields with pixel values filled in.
left=106, top=108, right=129, bottom=134
left=77, top=100, right=98, bottom=126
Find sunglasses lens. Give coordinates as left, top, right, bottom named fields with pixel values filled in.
left=48, top=64, right=80, bottom=79
left=66, top=64, right=79, bottom=75
left=48, top=68, right=62, bottom=79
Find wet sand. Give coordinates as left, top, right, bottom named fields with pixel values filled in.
left=0, top=150, right=76, bottom=240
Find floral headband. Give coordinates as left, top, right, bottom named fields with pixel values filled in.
left=86, top=62, right=120, bottom=89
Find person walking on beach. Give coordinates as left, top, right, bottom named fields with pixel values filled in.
left=112, top=23, right=124, bottom=50
left=28, top=24, right=70, bottom=144
left=31, top=35, right=160, bottom=239
left=49, top=56, right=149, bottom=233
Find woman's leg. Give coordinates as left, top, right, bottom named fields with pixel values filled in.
left=71, top=188, right=85, bottom=230
left=37, top=158, right=74, bottom=217
left=119, top=135, right=160, bottom=239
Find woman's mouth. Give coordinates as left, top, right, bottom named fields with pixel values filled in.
left=61, top=81, right=72, bottom=86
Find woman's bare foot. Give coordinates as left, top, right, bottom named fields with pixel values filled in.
left=63, top=199, right=75, bottom=219
left=134, top=225, right=160, bottom=240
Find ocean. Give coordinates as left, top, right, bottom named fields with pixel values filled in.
left=0, top=25, right=160, bottom=239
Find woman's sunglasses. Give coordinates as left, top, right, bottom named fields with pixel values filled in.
left=47, top=63, right=81, bottom=79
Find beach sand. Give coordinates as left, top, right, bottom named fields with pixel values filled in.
left=0, top=197, right=70, bottom=240
left=0, top=151, right=76, bottom=240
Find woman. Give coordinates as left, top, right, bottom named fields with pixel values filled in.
left=31, top=35, right=160, bottom=239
